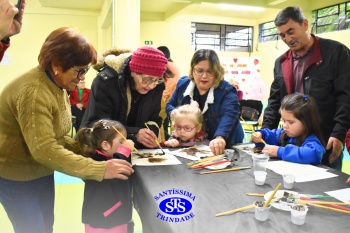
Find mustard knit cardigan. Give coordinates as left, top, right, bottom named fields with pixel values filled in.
left=0, top=66, right=105, bottom=181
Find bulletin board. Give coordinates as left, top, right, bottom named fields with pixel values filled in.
left=221, top=57, right=269, bottom=101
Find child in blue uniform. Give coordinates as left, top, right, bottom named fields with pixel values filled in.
left=252, top=94, right=325, bottom=164
left=76, top=119, right=134, bottom=233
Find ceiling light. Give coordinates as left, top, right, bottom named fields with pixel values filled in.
left=201, top=2, right=265, bottom=12
left=218, top=4, right=264, bottom=12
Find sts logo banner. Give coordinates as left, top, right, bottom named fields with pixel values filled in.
left=154, top=188, right=195, bottom=223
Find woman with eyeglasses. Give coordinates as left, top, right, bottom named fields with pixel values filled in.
left=81, top=46, right=168, bottom=149
left=0, top=27, right=134, bottom=233
left=166, top=49, right=245, bottom=155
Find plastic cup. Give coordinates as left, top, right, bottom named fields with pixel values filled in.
left=254, top=201, right=271, bottom=221
left=283, top=174, right=296, bottom=189
left=252, top=154, right=269, bottom=172
left=254, top=171, right=267, bottom=185
left=290, top=205, right=308, bottom=225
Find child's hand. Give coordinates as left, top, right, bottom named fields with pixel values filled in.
left=164, top=139, right=180, bottom=147
left=122, top=139, right=135, bottom=151
left=347, top=177, right=350, bottom=183
left=251, top=132, right=263, bottom=143
left=262, top=145, right=278, bottom=157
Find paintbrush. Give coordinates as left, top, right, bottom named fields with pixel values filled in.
left=191, top=159, right=230, bottom=170
left=144, top=123, right=165, bottom=155
left=200, top=166, right=251, bottom=175
left=264, top=183, right=282, bottom=207
left=216, top=204, right=255, bottom=217
left=112, top=126, right=138, bottom=152
left=187, top=155, right=223, bottom=167
left=240, top=116, right=266, bottom=144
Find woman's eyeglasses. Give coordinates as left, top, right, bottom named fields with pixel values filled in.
left=136, top=73, right=164, bottom=86
left=174, top=124, right=197, bottom=132
left=193, top=68, right=214, bottom=77
left=73, top=66, right=90, bottom=79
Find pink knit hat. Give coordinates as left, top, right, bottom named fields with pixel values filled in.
left=129, top=46, right=168, bottom=77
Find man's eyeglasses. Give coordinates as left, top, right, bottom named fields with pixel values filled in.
left=73, top=66, right=90, bottom=79
left=174, top=124, right=197, bottom=132
left=193, top=68, right=214, bottom=77
left=136, top=73, right=164, bottom=86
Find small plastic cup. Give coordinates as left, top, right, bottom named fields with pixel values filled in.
left=254, top=201, right=271, bottom=221
left=254, top=171, right=267, bottom=185
left=290, top=205, right=308, bottom=225
left=283, top=174, right=296, bottom=189
left=252, top=154, right=269, bottom=172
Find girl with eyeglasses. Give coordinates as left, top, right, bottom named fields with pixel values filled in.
left=80, top=46, right=168, bottom=150
left=162, top=102, right=209, bottom=147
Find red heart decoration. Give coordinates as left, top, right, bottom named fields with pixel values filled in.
left=254, top=59, right=259, bottom=65
left=233, top=58, right=238, bottom=63
left=242, top=78, right=245, bottom=82
left=257, top=69, right=260, bottom=72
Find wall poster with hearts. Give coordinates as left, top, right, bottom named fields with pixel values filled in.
left=221, top=57, right=269, bottom=101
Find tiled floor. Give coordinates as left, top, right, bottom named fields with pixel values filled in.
left=0, top=173, right=143, bottom=233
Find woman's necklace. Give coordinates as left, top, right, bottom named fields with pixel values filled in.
left=131, top=89, right=141, bottom=103
left=132, top=95, right=141, bottom=103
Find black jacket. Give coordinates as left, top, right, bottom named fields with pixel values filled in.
left=82, top=152, right=132, bottom=228
left=263, top=35, right=350, bottom=143
left=81, top=54, right=164, bottom=148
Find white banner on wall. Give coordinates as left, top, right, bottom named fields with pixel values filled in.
left=221, top=56, right=269, bottom=101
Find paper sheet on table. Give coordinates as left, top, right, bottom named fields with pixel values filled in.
left=295, top=172, right=338, bottom=182
left=170, top=145, right=214, bottom=161
left=131, top=149, right=182, bottom=166
left=266, top=160, right=328, bottom=178
left=325, top=188, right=350, bottom=203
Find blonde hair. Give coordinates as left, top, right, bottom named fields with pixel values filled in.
left=171, top=104, right=203, bottom=127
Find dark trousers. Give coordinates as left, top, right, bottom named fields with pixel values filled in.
left=163, top=116, right=170, bottom=140
left=71, top=105, right=86, bottom=132
left=322, top=149, right=343, bottom=171
left=0, top=175, right=55, bottom=233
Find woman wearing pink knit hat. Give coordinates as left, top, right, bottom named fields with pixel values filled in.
left=81, top=46, right=168, bottom=149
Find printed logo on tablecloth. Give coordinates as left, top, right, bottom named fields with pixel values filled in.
left=154, top=188, right=195, bottom=223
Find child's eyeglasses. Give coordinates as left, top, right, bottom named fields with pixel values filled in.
left=174, top=124, right=196, bottom=132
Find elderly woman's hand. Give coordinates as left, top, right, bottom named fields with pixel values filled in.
left=209, top=136, right=226, bottom=155
left=136, top=128, right=157, bottom=148
left=104, top=159, right=134, bottom=180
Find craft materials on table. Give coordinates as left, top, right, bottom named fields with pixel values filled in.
left=264, top=183, right=281, bottom=207
left=325, top=188, right=350, bottom=203
left=199, top=166, right=251, bottom=175
left=144, top=123, right=165, bottom=155
left=266, top=160, right=338, bottom=182
left=131, top=149, right=181, bottom=166
left=171, top=145, right=214, bottom=161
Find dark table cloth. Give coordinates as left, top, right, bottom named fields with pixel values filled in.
left=133, top=147, right=350, bottom=233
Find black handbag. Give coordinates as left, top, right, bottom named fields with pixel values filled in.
left=241, top=106, right=259, bottom=121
